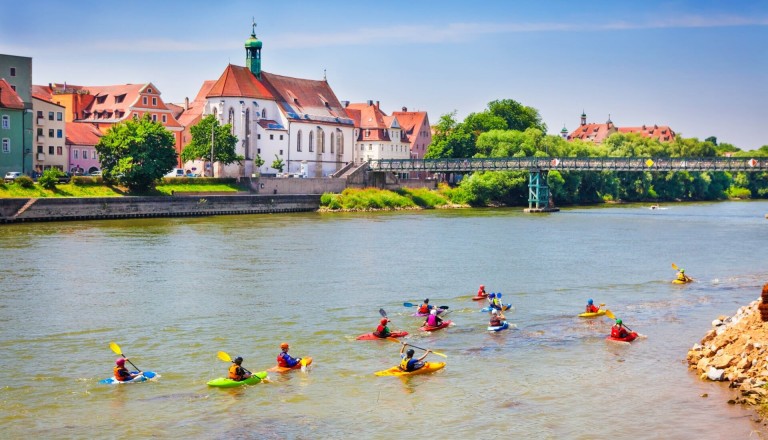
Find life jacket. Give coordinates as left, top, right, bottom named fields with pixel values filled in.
left=477, top=288, right=486, bottom=296
left=418, top=304, right=430, bottom=314
left=426, top=314, right=439, bottom=327
left=400, top=356, right=416, bottom=371
left=611, top=326, right=628, bottom=338
left=374, top=324, right=389, bottom=337
left=277, top=352, right=297, bottom=368
left=114, top=366, right=132, bottom=381
left=490, top=317, right=502, bottom=327
left=491, top=298, right=502, bottom=309
left=586, top=304, right=599, bottom=313
left=229, top=364, right=244, bottom=381
left=677, top=273, right=686, bottom=281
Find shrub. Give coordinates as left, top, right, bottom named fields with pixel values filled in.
left=72, top=176, right=104, bottom=186
left=38, top=169, right=63, bottom=189
left=14, top=175, right=34, bottom=189
left=727, top=186, right=751, bottom=199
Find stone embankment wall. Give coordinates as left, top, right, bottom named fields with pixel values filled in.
left=0, top=194, right=321, bottom=223
left=687, top=284, right=768, bottom=408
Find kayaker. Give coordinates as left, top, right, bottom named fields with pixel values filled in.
left=489, top=309, right=505, bottom=327
left=477, top=285, right=487, bottom=297
left=676, top=269, right=690, bottom=283
left=490, top=293, right=503, bottom=311
left=228, top=356, right=252, bottom=381
left=417, top=298, right=432, bottom=315
left=113, top=358, right=139, bottom=382
left=611, top=319, right=629, bottom=339
left=399, top=343, right=430, bottom=372
left=423, top=308, right=443, bottom=328
left=585, top=299, right=600, bottom=313
left=277, top=342, right=302, bottom=368
left=373, top=318, right=392, bottom=338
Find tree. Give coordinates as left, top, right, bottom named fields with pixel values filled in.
left=254, top=153, right=265, bottom=169
left=181, top=115, right=243, bottom=169
left=38, top=168, right=63, bottom=190
left=487, top=99, right=547, bottom=132
left=271, top=154, right=285, bottom=173
left=96, top=114, right=178, bottom=191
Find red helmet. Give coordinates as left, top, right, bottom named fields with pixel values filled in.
left=380, top=318, right=389, bottom=325
left=115, top=358, right=125, bottom=366
left=280, top=342, right=289, bottom=350
left=480, top=285, right=485, bottom=289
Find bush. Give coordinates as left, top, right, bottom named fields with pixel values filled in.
left=14, top=175, right=34, bottom=189
left=72, top=176, right=104, bottom=186
left=728, top=186, right=751, bottom=199
left=38, top=169, right=63, bottom=189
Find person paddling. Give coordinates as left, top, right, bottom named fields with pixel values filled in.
left=585, top=299, right=600, bottom=313
left=489, top=293, right=504, bottom=311
left=374, top=318, right=392, bottom=338
left=228, top=356, right=252, bottom=381
left=417, top=298, right=433, bottom=315
left=676, top=268, right=691, bottom=283
left=477, top=285, right=487, bottom=297
left=277, top=342, right=302, bottom=368
left=489, top=309, right=505, bottom=327
left=423, top=308, right=443, bottom=328
left=399, top=343, right=430, bottom=372
left=611, top=319, right=630, bottom=339
left=113, top=358, right=140, bottom=382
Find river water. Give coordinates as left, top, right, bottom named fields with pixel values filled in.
left=1, top=201, right=767, bottom=439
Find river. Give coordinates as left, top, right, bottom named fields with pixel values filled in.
left=1, top=201, right=767, bottom=439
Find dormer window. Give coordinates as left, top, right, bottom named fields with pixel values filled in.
left=147, top=88, right=153, bottom=93
left=114, top=94, right=125, bottom=104
left=96, top=95, right=107, bottom=104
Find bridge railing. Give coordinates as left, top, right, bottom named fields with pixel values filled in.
left=369, top=157, right=768, bottom=172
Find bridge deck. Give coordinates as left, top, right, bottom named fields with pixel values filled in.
left=369, top=157, right=767, bottom=172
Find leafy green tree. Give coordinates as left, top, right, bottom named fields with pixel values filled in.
left=271, top=154, right=284, bottom=173
left=38, top=168, right=63, bottom=189
left=705, top=136, right=718, bottom=146
left=181, top=115, right=242, bottom=167
left=96, top=114, right=177, bottom=191
left=425, top=112, right=475, bottom=159
left=487, top=99, right=547, bottom=132
left=254, top=153, right=265, bottom=169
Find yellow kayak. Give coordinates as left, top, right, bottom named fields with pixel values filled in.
left=374, top=362, right=446, bottom=377
left=672, top=278, right=692, bottom=284
left=578, top=309, right=606, bottom=318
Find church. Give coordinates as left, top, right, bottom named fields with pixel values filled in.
left=185, top=24, right=355, bottom=178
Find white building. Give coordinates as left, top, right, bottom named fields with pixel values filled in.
left=31, top=88, right=67, bottom=174
left=345, top=100, right=411, bottom=164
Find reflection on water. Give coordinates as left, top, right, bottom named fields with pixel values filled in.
left=1, top=202, right=767, bottom=438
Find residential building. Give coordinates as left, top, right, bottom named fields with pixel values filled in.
left=182, top=25, right=354, bottom=178
left=32, top=86, right=67, bottom=174
left=0, top=54, right=33, bottom=175
left=391, top=107, right=431, bottom=160
left=174, top=80, right=216, bottom=175
left=567, top=112, right=676, bottom=143
left=65, top=122, right=102, bottom=174
left=345, top=101, right=410, bottom=165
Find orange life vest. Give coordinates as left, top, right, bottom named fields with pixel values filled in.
left=418, top=304, right=429, bottom=314
left=229, top=364, right=244, bottom=380
left=114, top=366, right=131, bottom=381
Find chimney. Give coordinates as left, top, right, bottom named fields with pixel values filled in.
left=376, top=100, right=379, bottom=109
left=402, top=106, right=407, bottom=112
left=367, top=100, right=373, bottom=106
left=184, top=97, right=189, bottom=110
left=342, top=100, right=349, bottom=107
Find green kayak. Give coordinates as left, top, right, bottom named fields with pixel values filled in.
left=207, top=371, right=268, bottom=388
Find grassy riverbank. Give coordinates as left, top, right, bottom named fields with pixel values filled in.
left=0, top=178, right=244, bottom=198
left=319, top=185, right=468, bottom=211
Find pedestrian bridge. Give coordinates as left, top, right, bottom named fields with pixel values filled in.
left=368, top=157, right=767, bottom=212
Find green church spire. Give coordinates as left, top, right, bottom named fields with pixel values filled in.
left=245, top=19, right=262, bottom=79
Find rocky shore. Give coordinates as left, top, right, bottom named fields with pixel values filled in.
left=687, top=284, right=768, bottom=414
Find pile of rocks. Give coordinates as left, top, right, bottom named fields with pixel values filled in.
left=687, top=292, right=768, bottom=408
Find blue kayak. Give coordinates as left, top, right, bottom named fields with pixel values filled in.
left=481, top=304, right=512, bottom=312
left=99, top=371, right=157, bottom=385
left=487, top=321, right=510, bottom=332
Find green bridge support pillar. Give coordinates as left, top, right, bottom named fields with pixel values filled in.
left=524, top=170, right=559, bottom=213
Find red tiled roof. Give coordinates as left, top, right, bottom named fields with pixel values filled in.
left=177, top=80, right=216, bottom=127
left=618, top=125, right=676, bottom=142
left=206, top=65, right=273, bottom=100
left=345, top=102, right=390, bottom=140
left=32, top=84, right=54, bottom=102
left=0, top=78, right=24, bottom=110
left=260, top=71, right=352, bottom=124
left=568, top=122, right=617, bottom=143
left=392, top=111, right=428, bottom=142
left=65, top=122, right=102, bottom=146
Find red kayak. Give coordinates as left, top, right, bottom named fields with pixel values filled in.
left=356, top=331, right=408, bottom=341
left=606, top=332, right=638, bottom=343
left=471, top=295, right=488, bottom=301
left=419, top=320, right=452, bottom=332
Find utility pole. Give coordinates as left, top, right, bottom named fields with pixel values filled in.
left=210, top=119, right=215, bottom=177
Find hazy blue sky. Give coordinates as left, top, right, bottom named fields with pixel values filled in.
left=2, top=1, right=766, bottom=149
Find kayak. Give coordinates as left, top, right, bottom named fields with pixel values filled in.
left=672, top=279, right=692, bottom=284
left=606, top=332, right=638, bottom=343
left=99, top=371, right=157, bottom=385
left=374, top=361, right=446, bottom=377
left=481, top=304, right=512, bottom=312
left=267, top=356, right=313, bottom=373
left=207, top=371, right=268, bottom=388
left=411, top=309, right=445, bottom=317
left=578, top=309, right=607, bottom=318
left=356, top=331, right=408, bottom=340
left=488, top=321, right=510, bottom=332
left=471, top=295, right=488, bottom=301
left=419, top=320, right=452, bottom=332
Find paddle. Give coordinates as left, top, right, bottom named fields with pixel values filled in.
left=401, top=342, right=447, bottom=358
left=403, top=302, right=449, bottom=310
left=379, top=308, right=387, bottom=318
left=217, top=351, right=252, bottom=376
left=604, top=310, right=634, bottom=332
left=109, top=341, right=141, bottom=372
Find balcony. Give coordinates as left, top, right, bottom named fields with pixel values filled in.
left=37, top=153, right=46, bottom=161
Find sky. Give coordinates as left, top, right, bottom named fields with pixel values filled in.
left=1, top=0, right=766, bottom=150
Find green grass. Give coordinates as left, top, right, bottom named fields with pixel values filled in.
left=0, top=180, right=244, bottom=198
left=320, top=186, right=463, bottom=211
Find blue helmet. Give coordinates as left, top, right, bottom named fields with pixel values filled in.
left=489, top=293, right=496, bottom=298
left=588, top=299, right=593, bottom=305
left=497, top=292, right=502, bottom=298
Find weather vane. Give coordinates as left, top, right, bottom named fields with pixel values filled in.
left=252, top=17, right=257, bottom=36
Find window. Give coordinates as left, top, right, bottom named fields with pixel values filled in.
left=279, top=150, right=283, bottom=155
left=83, top=150, right=88, bottom=159
left=142, top=97, right=148, bottom=105
left=269, top=134, right=274, bottom=140
left=257, top=134, right=261, bottom=140
left=56, top=146, right=62, bottom=155
left=48, top=129, right=54, bottom=137
left=297, top=130, right=302, bottom=152
left=147, top=88, right=153, bottom=93
left=152, top=97, right=157, bottom=106
left=10, top=85, right=15, bottom=91
left=37, top=128, right=42, bottom=136
left=365, top=129, right=370, bottom=137
left=279, top=134, right=283, bottom=140
left=10, top=67, right=16, bottom=77
left=257, top=148, right=261, bottom=154
left=228, top=108, right=235, bottom=134
left=162, top=115, right=167, bottom=123
left=152, top=114, right=157, bottom=122
left=57, top=112, right=63, bottom=121
left=2, top=138, right=9, bottom=153
left=309, top=132, right=314, bottom=152
left=261, top=108, right=266, bottom=118
left=330, top=132, right=335, bottom=154
left=73, top=150, right=78, bottom=159
left=1, top=115, right=8, bottom=129
left=49, top=146, right=54, bottom=154
left=93, top=151, right=98, bottom=160
left=57, top=129, right=62, bottom=138
left=37, top=145, right=43, bottom=153
left=49, top=111, right=54, bottom=120
left=319, top=129, right=325, bottom=153
left=37, top=110, right=43, bottom=118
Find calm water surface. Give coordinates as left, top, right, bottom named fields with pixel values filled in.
left=1, top=201, right=767, bottom=439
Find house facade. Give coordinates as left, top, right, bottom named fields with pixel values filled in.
left=0, top=54, right=33, bottom=175
left=345, top=101, right=410, bottom=165
left=65, top=122, right=102, bottom=174
left=183, top=26, right=354, bottom=178
left=31, top=91, right=67, bottom=174
left=391, top=107, right=431, bottom=160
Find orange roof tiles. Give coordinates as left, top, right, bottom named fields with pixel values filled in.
left=392, top=110, right=428, bottom=144
left=65, top=122, right=102, bottom=146
left=206, top=65, right=274, bottom=100
left=0, top=78, right=25, bottom=110
left=618, top=125, right=676, bottom=142
left=178, top=80, right=216, bottom=127
left=345, top=102, right=391, bottom=141
left=260, top=72, right=352, bottom=124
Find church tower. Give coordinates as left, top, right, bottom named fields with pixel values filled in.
left=245, top=21, right=263, bottom=79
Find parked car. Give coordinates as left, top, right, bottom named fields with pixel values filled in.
left=165, top=168, right=184, bottom=178
left=89, top=170, right=102, bottom=176
left=57, top=172, right=72, bottom=183
left=4, top=171, right=22, bottom=182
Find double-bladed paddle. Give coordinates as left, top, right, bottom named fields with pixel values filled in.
left=109, top=341, right=141, bottom=372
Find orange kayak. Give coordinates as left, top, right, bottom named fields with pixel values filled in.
left=267, top=356, right=313, bottom=373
